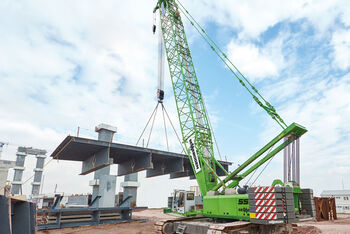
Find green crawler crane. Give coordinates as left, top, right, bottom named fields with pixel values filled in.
left=153, top=0, right=307, bottom=220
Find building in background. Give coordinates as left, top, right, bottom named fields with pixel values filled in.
left=0, top=142, right=15, bottom=196
left=321, top=190, right=350, bottom=214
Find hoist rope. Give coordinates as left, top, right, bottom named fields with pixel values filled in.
left=245, top=145, right=274, bottom=186
left=161, top=104, right=170, bottom=151
left=136, top=102, right=159, bottom=146
left=161, top=103, right=187, bottom=155
left=136, top=102, right=186, bottom=154
left=251, top=156, right=275, bottom=186
left=146, top=103, right=159, bottom=148
left=175, top=0, right=287, bottom=129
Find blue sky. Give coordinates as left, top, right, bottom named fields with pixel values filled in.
left=0, top=0, right=350, bottom=207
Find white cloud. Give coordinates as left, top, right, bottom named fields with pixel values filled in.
left=183, top=0, right=347, bottom=38
left=331, top=29, right=350, bottom=70
left=226, top=35, right=285, bottom=81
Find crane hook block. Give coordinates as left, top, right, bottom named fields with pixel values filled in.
left=157, top=89, right=164, bottom=102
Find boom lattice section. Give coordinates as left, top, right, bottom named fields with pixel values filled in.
left=158, top=0, right=217, bottom=195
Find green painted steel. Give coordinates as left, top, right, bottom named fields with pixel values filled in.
left=173, top=209, right=202, bottom=217
left=154, top=0, right=308, bottom=220
left=203, top=194, right=250, bottom=220
left=212, top=123, right=307, bottom=191
left=154, top=0, right=219, bottom=196
left=292, top=187, right=302, bottom=213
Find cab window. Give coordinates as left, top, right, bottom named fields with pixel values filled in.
left=186, top=193, right=194, bottom=200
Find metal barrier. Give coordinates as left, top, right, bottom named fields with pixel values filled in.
left=0, top=195, right=36, bottom=234
left=37, top=206, right=147, bottom=230
left=314, top=197, right=337, bottom=221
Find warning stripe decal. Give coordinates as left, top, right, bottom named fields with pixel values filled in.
left=255, top=205, right=277, bottom=213
left=255, top=212, right=278, bottom=220
left=254, top=192, right=276, bottom=200
left=254, top=200, right=276, bottom=206
left=254, top=199, right=276, bottom=206
left=254, top=186, right=275, bottom=193
left=265, top=212, right=277, bottom=220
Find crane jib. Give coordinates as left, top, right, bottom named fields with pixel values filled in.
left=188, top=138, right=201, bottom=173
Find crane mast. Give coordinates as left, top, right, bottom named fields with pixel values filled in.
left=154, top=0, right=219, bottom=196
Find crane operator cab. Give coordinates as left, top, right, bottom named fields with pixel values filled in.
left=170, top=190, right=196, bottom=215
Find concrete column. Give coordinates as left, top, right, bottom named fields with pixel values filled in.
left=31, top=154, right=46, bottom=196
left=11, top=148, right=27, bottom=195
left=121, top=173, right=140, bottom=207
left=90, top=124, right=117, bottom=208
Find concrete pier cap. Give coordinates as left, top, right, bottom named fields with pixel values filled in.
left=95, top=124, right=117, bottom=142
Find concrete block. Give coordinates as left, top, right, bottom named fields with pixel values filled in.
left=301, top=188, right=313, bottom=194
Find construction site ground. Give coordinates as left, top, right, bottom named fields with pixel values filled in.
left=37, top=209, right=350, bottom=234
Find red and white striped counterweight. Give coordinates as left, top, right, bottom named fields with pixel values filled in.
left=248, top=186, right=295, bottom=224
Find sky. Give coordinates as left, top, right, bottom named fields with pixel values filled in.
left=0, top=0, right=350, bottom=208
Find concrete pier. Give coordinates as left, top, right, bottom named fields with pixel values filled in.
left=90, top=124, right=117, bottom=208
left=121, top=173, right=140, bottom=207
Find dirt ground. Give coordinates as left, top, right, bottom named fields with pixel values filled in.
left=37, top=210, right=350, bottom=234
left=293, top=214, right=350, bottom=234
left=37, top=209, right=180, bottom=234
